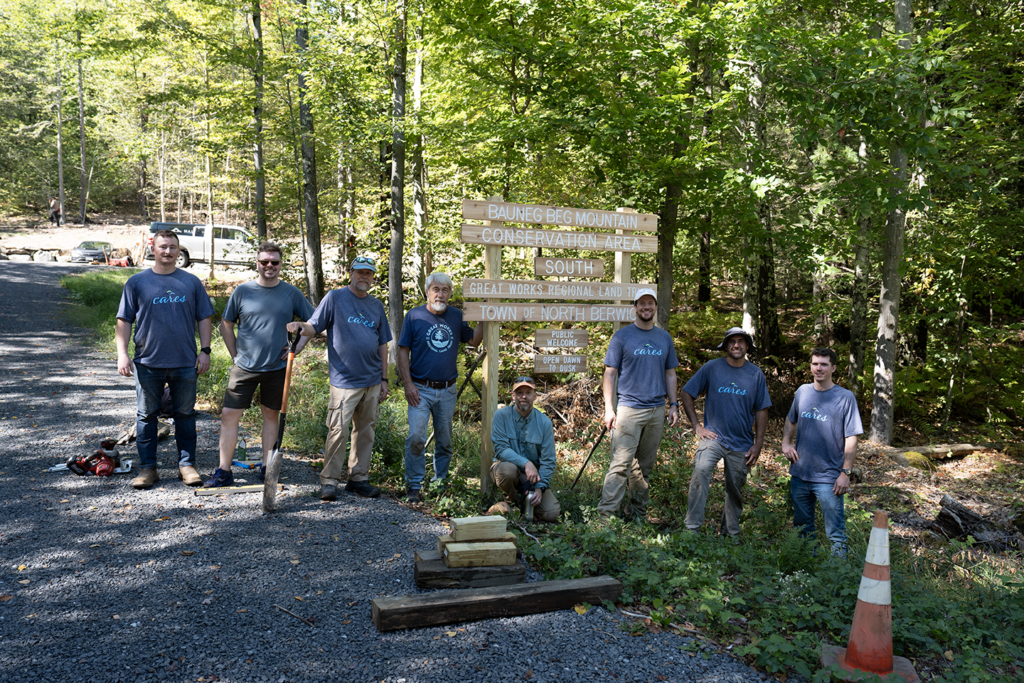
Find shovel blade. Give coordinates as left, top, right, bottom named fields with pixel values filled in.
left=261, top=446, right=283, bottom=513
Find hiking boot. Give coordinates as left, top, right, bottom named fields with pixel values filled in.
left=319, top=484, right=337, bottom=501
left=345, top=480, right=381, bottom=498
left=257, top=464, right=266, bottom=482
left=178, top=465, right=202, bottom=487
left=203, top=468, right=234, bottom=488
left=132, top=468, right=159, bottom=490
left=486, top=501, right=512, bottom=516
left=406, top=488, right=421, bottom=503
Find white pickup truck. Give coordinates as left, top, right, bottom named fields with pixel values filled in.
left=144, top=222, right=257, bottom=268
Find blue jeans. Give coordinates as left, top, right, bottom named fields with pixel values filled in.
left=404, top=382, right=457, bottom=490
left=790, top=476, right=847, bottom=557
left=134, top=363, right=198, bottom=469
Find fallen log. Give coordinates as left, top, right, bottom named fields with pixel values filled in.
left=931, top=494, right=1021, bottom=550
left=898, top=443, right=1001, bottom=460
left=372, top=575, right=622, bottom=631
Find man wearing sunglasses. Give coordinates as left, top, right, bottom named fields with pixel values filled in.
left=597, top=288, right=679, bottom=523
left=203, top=243, right=315, bottom=488
left=288, top=255, right=392, bottom=500
left=397, top=272, right=483, bottom=502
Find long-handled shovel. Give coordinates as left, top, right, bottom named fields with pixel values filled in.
left=262, top=330, right=301, bottom=513
left=570, top=426, right=608, bottom=490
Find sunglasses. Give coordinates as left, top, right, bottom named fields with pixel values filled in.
left=353, top=256, right=376, bottom=265
left=513, top=376, right=535, bottom=387
left=258, top=259, right=281, bottom=266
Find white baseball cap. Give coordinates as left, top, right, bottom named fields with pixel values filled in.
left=633, top=288, right=657, bottom=304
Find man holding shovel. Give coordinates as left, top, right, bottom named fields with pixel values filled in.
left=287, top=255, right=391, bottom=501
left=203, top=242, right=314, bottom=488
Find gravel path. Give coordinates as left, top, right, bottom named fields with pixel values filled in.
left=0, top=261, right=770, bottom=683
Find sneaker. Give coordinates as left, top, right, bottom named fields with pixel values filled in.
left=319, top=484, right=337, bottom=501
left=132, top=468, right=159, bottom=490
left=406, top=488, right=421, bottom=503
left=203, top=468, right=234, bottom=488
left=178, top=465, right=202, bottom=487
left=257, top=465, right=266, bottom=482
left=345, top=480, right=381, bottom=498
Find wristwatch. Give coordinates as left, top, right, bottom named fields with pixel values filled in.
left=200, top=346, right=212, bottom=355
left=841, top=468, right=852, bottom=475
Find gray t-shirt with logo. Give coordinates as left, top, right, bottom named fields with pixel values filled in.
left=682, top=357, right=772, bottom=452
left=307, top=287, right=392, bottom=388
left=603, top=324, right=679, bottom=408
left=116, top=268, right=215, bottom=368
left=787, top=383, right=863, bottom=484
left=223, top=280, right=315, bottom=373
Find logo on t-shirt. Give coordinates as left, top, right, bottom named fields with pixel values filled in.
left=633, top=342, right=663, bottom=356
left=347, top=312, right=377, bottom=329
left=153, top=289, right=187, bottom=305
left=801, top=407, right=829, bottom=421
left=717, top=382, right=747, bottom=396
left=426, top=323, right=454, bottom=353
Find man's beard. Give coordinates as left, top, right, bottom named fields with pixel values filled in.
left=428, top=301, right=447, bottom=314
left=637, top=309, right=654, bottom=322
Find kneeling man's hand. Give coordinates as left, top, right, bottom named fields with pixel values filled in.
left=524, top=461, right=540, bottom=484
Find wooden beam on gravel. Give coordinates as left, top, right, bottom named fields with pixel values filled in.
left=414, top=550, right=525, bottom=590
left=372, top=575, right=622, bottom=632
left=194, top=485, right=264, bottom=496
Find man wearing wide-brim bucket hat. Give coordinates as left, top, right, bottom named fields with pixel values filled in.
left=680, top=327, right=771, bottom=542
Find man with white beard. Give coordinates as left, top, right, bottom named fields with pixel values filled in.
left=397, top=272, right=483, bottom=502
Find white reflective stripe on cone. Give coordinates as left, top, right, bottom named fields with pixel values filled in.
left=857, top=576, right=892, bottom=606
left=864, top=526, right=890, bottom=566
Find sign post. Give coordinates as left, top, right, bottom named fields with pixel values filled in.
left=479, top=197, right=502, bottom=495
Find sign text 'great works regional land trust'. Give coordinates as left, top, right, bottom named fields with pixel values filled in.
left=464, top=278, right=648, bottom=302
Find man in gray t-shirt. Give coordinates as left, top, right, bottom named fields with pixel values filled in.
left=203, top=243, right=316, bottom=489
left=782, top=347, right=863, bottom=557
left=116, top=230, right=214, bottom=490
left=681, top=327, right=771, bottom=540
left=289, top=255, right=392, bottom=501
left=597, top=288, right=679, bottom=522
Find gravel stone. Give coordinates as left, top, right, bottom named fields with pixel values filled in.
left=0, top=261, right=774, bottom=682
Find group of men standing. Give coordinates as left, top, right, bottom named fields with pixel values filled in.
left=115, top=233, right=863, bottom=555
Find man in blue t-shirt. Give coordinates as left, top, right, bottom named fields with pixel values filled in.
left=397, top=272, right=483, bottom=502
left=681, top=327, right=772, bottom=541
left=288, top=255, right=392, bottom=501
left=597, top=288, right=679, bottom=522
left=116, top=230, right=215, bottom=490
left=782, top=347, right=863, bottom=557
left=203, top=242, right=315, bottom=488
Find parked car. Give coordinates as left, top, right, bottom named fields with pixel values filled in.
left=70, top=241, right=113, bottom=263
left=144, top=222, right=257, bottom=268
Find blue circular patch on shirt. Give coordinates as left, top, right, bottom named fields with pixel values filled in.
left=426, top=323, right=454, bottom=353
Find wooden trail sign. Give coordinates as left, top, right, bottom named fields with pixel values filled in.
left=461, top=224, right=657, bottom=254
left=534, top=354, right=587, bottom=374
left=463, top=199, right=658, bottom=232
left=534, top=257, right=604, bottom=278
left=464, top=302, right=636, bottom=323
left=464, top=278, right=650, bottom=302
left=535, top=329, right=589, bottom=348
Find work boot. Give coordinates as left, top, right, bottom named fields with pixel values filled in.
left=178, top=465, right=202, bottom=487
left=203, top=468, right=234, bottom=488
left=345, top=480, right=381, bottom=498
left=406, top=488, right=421, bottom=503
left=319, top=484, right=337, bottom=501
left=132, top=468, right=159, bottom=490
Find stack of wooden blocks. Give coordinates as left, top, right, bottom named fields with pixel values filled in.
left=414, top=515, right=525, bottom=589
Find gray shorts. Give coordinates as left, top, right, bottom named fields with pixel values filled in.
left=222, top=365, right=286, bottom=411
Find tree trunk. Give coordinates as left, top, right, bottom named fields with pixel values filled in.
left=657, top=155, right=681, bottom=329
left=139, top=100, right=149, bottom=220
left=410, top=1, right=427, bottom=294
left=868, top=0, right=913, bottom=445
left=56, top=45, right=65, bottom=225
left=205, top=57, right=215, bottom=280
left=742, top=235, right=759, bottom=339
left=77, top=30, right=87, bottom=225
left=252, top=0, right=267, bottom=239
left=813, top=266, right=832, bottom=346
left=698, top=227, right=711, bottom=303
left=159, top=126, right=166, bottom=222
left=849, top=177, right=872, bottom=393
left=388, top=0, right=408, bottom=355
left=296, top=2, right=324, bottom=304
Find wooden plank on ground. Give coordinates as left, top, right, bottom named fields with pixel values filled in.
left=535, top=329, right=589, bottom=348
left=414, top=550, right=525, bottom=590
left=534, top=257, right=605, bottom=278
left=462, top=199, right=658, bottom=232
left=372, top=575, right=623, bottom=632
left=443, top=542, right=517, bottom=568
left=194, top=485, right=265, bottom=497
left=437, top=532, right=517, bottom=555
left=464, top=302, right=635, bottom=323
left=461, top=224, right=658, bottom=254
left=450, top=515, right=507, bottom=541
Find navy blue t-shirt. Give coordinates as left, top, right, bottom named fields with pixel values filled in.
left=787, top=383, right=863, bottom=483
left=307, top=287, right=392, bottom=389
left=603, top=324, right=679, bottom=408
left=116, top=268, right=215, bottom=368
left=682, top=357, right=772, bottom=451
left=398, top=305, right=474, bottom=383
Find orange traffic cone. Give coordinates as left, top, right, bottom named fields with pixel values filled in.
left=820, top=511, right=918, bottom=682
